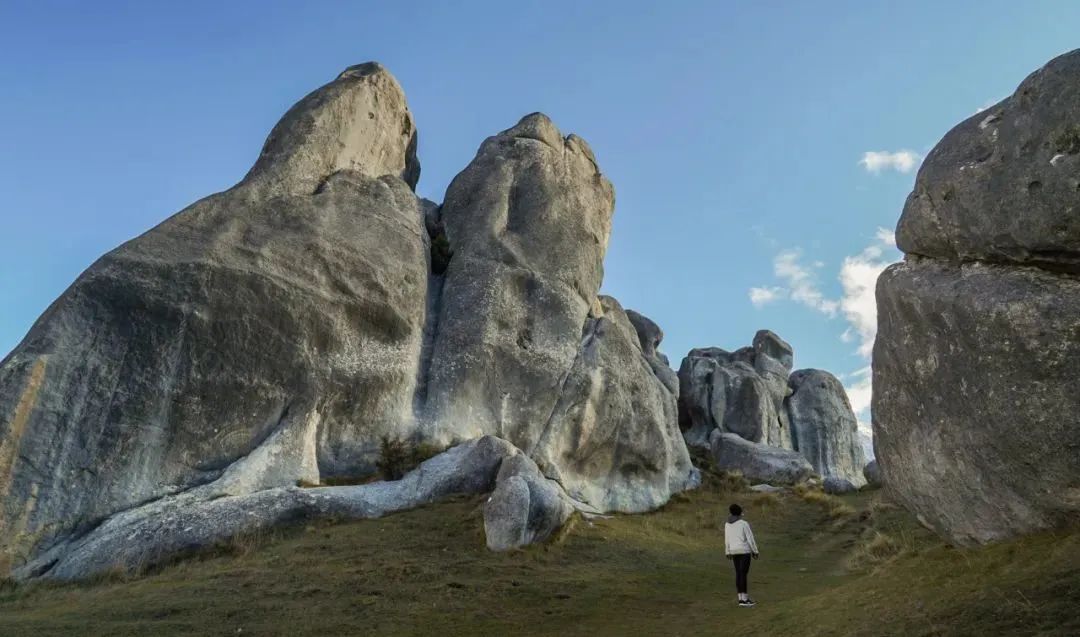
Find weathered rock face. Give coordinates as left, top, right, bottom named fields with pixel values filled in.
left=896, top=51, right=1080, bottom=271
left=786, top=369, right=866, bottom=487
left=422, top=113, right=614, bottom=449
left=0, top=63, right=429, bottom=574
left=532, top=297, right=695, bottom=513
left=0, top=64, right=698, bottom=578
left=677, top=330, right=794, bottom=452
left=710, top=431, right=813, bottom=485
left=25, top=436, right=518, bottom=581
left=875, top=49, right=1080, bottom=545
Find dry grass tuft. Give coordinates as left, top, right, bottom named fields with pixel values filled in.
left=849, top=531, right=905, bottom=572
left=792, top=482, right=856, bottom=519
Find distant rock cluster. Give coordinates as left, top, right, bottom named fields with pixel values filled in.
left=677, top=330, right=867, bottom=490
left=874, top=49, right=1080, bottom=545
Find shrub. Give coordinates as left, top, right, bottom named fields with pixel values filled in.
left=430, top=230, right=452, bottom=275
left=376, top=436, right=443, bottom=481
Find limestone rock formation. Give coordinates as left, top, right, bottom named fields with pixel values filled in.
left=680, top=333, right=864, bottom=487
left=677, top=330, right=794, bottom=451
left=710, top=431, right=813, bottom=485
left=422, top=113, right=614, bottom=448
left=786, top=369, right=866, bottom=487
left=0, top=63, right=428, bottom=576
left=532, top=297, right=695, bottom=513
left=420, top=115, right=693, bottom=513
left=874, top=49, right=1080, bottom=545
left=24, top=436, right=517, bottom=581
left=0, top=63, right=697, bottom=579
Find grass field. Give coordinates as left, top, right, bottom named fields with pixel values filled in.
left=1, top=470, right=1077, bottom=636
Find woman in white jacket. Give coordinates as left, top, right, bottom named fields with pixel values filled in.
left=724, top=503, right=759, bottom=607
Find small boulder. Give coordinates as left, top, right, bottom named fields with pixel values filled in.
left=823, top=476, right=858, bottom=495
left=483, top=453, right=574, bottom=551
left=863, top=460, right=881, bottom=487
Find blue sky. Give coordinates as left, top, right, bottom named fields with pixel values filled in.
left=2, top=1, right=1079, bottom=445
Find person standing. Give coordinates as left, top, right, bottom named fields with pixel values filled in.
left=725, top=503, right=759, bottom=607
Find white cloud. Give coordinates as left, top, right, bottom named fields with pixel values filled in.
left=773, top=250, right=839, bottom=316
left=839, top=230, right=896, bottom=358
left=859, top=150, right=921, bottom=174
left=748, top=286, right=787, bottom=307
left=875, top=226, right=896, bottom=247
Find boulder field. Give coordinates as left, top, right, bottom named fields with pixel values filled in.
left=874, top=49, right=1080, bottom=545
left=0, top=63, right=697, bottom=580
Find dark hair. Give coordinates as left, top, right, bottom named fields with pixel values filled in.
left=729, top=503, right=742, bottom=516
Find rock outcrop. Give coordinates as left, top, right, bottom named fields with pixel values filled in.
left=677, top=330, right=794, bottom=451
left=0, top=63, right=429, bottom=576
left=678, top=331, right=862, bottom=486
left=532, top=297, right=695, bottom=512
left=786, top=369, right=866, bottom=487
left=874, top=49, right=1080, bottom=545
left=710, top=431, right=813, bottom=485
left=0, top=64, right=696, bottom=579
left=23, top=436, right=519, bottom=580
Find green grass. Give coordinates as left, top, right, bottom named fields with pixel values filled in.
left=0, top=474, right=1077, bottom=636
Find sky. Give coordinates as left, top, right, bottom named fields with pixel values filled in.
left=2, top=1, right=1080, bottom=451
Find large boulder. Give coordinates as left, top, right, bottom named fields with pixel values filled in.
left=677, top=330, right=793, bottom=451
left=875, top=259, right=1080, bottom=543
left=0, top=63, right=429, bottom=574
left=786, top=369, right=866, bottom=487
left=710, top=431, right=813, bottom=485
left=875, top=49, right=1080, bottom=545
left=896, top=50, right=1080, bottom=270
left=422, top=113, right=614, bottom=448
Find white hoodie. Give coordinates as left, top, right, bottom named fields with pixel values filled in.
left=724, top=517, right=759, bottom=556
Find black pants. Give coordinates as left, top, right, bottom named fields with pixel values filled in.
left=732, top=554, right=752, bottom=594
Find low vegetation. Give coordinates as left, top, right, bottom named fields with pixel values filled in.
left=0, top=473, right=1077, bottom=636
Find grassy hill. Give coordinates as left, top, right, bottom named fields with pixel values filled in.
left=1, top=470, right=1078, bottom=636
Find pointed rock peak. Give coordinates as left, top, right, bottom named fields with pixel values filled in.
left=242, top=61, right=420, bottom=198
left=753, top=330, right=793, bottom=369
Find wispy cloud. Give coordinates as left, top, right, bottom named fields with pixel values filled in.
left=859, top=150, right=921, bottom=174
left=748, top=286, right=787, bottom=308
left=773, top=250, right=839, bottom=316
left=839, top=229, right=896, bottom=358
